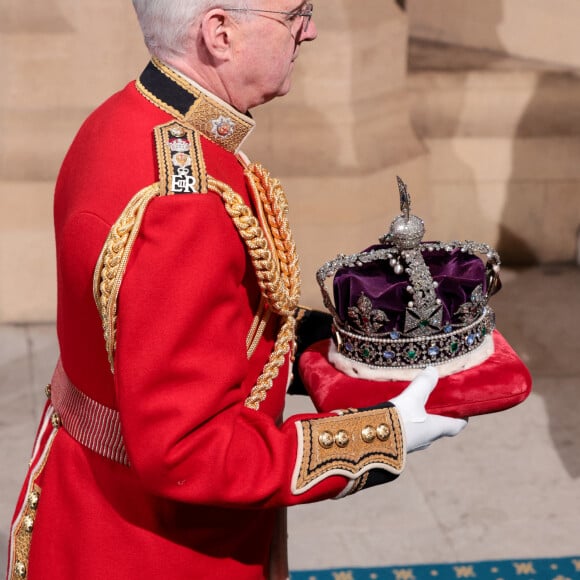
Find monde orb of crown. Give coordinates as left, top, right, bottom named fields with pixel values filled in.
left=388, top=214, right=425, bottom=251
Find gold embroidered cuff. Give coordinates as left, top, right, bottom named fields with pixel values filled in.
left=291, top=407, right=405, bottom=495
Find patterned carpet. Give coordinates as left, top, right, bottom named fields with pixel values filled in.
left=290, top=556, right=580, bottom=579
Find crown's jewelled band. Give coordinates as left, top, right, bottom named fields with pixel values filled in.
left=333, top=307, right=496, bottom=369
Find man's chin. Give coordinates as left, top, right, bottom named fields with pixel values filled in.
left=276, top=75, right=295, bottom=98
left=256, top=83, right=293, bottom=107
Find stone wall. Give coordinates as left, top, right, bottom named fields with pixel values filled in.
left=2, top=1, right=579, bottom=322
left=408, top=0, right=580, bottom=69
left=1, top=1, right=425, bottom=321
left=0, top=0, right=148, bottom=322
left=407, top=0, right=580, bottom=265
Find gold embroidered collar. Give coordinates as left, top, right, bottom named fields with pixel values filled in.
left=136, top=58, right=255, bottom=153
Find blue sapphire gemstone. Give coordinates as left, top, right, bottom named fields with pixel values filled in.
left=428, top=346, right=440, bottom=357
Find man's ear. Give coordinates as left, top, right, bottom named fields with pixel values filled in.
left=199, top=9, right=235, bottom=61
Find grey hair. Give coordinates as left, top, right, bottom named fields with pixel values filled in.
left=131, top=0, right=248, bottom=60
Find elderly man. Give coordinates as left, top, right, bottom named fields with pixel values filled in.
left=7, top=2, right=465, bottom=579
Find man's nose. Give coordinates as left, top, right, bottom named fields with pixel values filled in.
left=301, top=18, right=318, bottom=42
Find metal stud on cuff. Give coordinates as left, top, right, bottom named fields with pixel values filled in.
left=318, top=431, right=334, bottom=449
left=361, top=426, right=377, bottom=443
left=377, top=424, right=391, bottom=441
left=334, top=430, right=350, bottom=448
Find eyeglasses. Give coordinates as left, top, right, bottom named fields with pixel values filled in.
left=224, top=3, right=314, bottom=35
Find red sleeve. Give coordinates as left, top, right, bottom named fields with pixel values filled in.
left=115, top=193, right=405, bottom=508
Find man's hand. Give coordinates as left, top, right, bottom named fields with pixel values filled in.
left=390, top=366, right=467, bottom=453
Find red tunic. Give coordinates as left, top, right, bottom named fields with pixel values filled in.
left=7, top=60, right=405, bottom=580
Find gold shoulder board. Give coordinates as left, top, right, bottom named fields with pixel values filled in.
left=154, top=121, right=208, bottom=195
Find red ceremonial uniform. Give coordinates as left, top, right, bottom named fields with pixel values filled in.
left=7, top=60, right=406, bottom=580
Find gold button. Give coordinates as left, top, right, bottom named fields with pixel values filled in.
left=51, top=412, right=62, bottom=429
left=361, top=426, right=376, bottom=443
left=169, top=125, right=186, bottom=138
left=15, top=561, right=26, bottom=578
left=377, top=424, right=391, bottom=441
left=45, top=384, right=51, bottom=399
left=334, top=430, right=350, bottom=448
left=318, top=431, right=334, bottom=449
left=23, top=515, right=34, bottom=533
left=28, top=491, right=40, bottom=510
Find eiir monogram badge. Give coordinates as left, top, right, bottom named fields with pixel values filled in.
left=154, top=122, right=208, bottom=195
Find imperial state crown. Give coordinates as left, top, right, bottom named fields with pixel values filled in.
left=299, top=177, right=532, bottom=418
left=317, top=177, right=501, bottom=380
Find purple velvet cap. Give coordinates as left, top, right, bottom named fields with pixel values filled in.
left=333, top=244, right=489, bottom=333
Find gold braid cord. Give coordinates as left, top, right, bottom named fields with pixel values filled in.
left=94, top=164, right=301, bottom=409
left=244, top=315, right=296, bottom=410
left=244, top=163, right=301, bottom=316
left=93, top=183, right=161, bottom=372
left=208, top=166, right=301, bottom=409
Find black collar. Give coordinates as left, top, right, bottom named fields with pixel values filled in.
left=137, top=59, right=255, bottom=153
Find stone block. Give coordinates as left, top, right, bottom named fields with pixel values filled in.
left=422, top=137, right=580, bottom=263
left=0, top=1, right=147, bottom=109
left=424, top=137, right=580, bottom=183
left=246, top=0, right=423, bottom=176
left=408, top=0, right=580, bottom=69
left=0, top=108, right=90, bottom=182
left=0, top=182, right=55, bottom=322
left=249, top=88, right=425, bottom=175
left=408, top=40, right=580, bottom=264
left=409, top=67, right=580, bottom=140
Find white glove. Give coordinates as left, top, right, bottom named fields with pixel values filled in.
left=390, top=366, right=468, bottom=453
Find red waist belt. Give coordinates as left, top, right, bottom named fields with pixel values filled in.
left=50, top=359, right=130, bottom=466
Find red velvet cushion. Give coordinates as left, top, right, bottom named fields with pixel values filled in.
left=298, top=330, right=532, bottom=418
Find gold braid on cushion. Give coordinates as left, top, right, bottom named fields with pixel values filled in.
left=93, top=183, right=161, bottom=372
